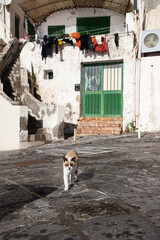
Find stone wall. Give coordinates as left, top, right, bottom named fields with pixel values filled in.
left=0, top=38, right=19, bottom=78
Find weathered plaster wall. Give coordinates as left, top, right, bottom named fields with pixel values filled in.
left=21, top=91, right=64, bottom=140
left=143, top=0, right=160, bottom=11
left=10, top=0, right=25, bottom=38
left=145, top=9, right=160, bottom=30
left=20, top=8, right=135, bottom=132
left=0, top=0, right=25, bottom=42
left=140, top=56, right=160, bottom=132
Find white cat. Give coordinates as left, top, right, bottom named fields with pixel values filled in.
left=63, top=149, right=79, bottom=191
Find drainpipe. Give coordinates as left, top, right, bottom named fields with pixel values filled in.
left=137, top=0, right=144, bottom=138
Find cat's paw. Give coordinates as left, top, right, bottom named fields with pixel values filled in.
left=64, top=187, right=69, bottom=191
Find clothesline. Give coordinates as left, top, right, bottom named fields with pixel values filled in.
left=78, top=24, right=125, bottom=35
left=35, top=23, right=126, bottom=39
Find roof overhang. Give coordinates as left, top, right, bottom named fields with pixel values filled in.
left=19, top=0, right=134, bottom=24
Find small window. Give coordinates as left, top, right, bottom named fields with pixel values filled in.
left=44, top=70, right=53, bottom=80
left=48, top=25, right=65, bottom=37
left=77, top=16, right=110, bottom=36
left=48, top=71, right=53, bottom=79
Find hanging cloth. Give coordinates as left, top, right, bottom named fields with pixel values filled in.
left=70, top=32, right=81, bottom=48
left=114, top=33, right=119, bottom=48
left=88, top=35, right=94, bottom=51
left=80, top=35, right=89, bottom=50
left=41, top=35, right=58, bottom=60
left=93, top=34, right=108, bottom=53
left=62, top=39, right=74, bottom=46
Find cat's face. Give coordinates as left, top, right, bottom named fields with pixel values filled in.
left=63, top=157, right=76, bottom=171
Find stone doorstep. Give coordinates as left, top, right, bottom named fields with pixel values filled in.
left=76, top=127, right=122, bottom=134
left=75, top=131, right=121, bottom=138
left=76, top=126, right=122, bottom=131
left=74, top=117, right=122, bottom=139
left=76, top=130, right=121, bottom=135
left=79, top=117, right=123, bottom=121
left=78, top=123, right=122, bottom=127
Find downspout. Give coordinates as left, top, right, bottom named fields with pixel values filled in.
left=137, top=0, right=144, bottom=138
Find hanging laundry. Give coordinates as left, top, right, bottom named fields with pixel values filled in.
left=41, top=35, right=58, bottom=60
left=70, top=32, right=81, bottom=48
left=70, top=32, right=80, bottom=39
left=88, top=35, right=94, bottom=51
left=93, top=34, right=108, bottom=53
left=51, top=37, right=58, bottom=54
left=80, top=35, right=89, bottom=50
left=62, top=39, right=74, bottom=46
left=58, top=40, right=63, bottom=45
left=114, top=33, right=119, bottom=48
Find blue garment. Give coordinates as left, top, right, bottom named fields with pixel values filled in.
left=41, top=35, right=58, bottom=60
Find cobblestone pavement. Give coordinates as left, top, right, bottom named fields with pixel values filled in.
left=0, top=133, right=160, bottom=240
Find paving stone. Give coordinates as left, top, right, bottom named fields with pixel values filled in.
left=0, top=133, right=160, bottom=239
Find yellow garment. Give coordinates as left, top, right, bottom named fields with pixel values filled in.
left=58, top=40, right=63, bottom=45
left=69, top=33, right=72, bottom=38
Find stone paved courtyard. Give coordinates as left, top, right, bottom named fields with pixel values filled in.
left=0, top=133, right=160, bottom=240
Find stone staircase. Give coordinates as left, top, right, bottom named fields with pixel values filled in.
left=1, top=41, right=64, bottom=143
left=74, top=117, right=123, bottom=139
left=1, top=48, right=23, bottom=101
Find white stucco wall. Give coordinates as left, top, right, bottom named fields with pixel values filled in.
left=0, top=94, right=20, bottom=151
left=20, top=8, right=135, bottom=131
left=37, top=8, right=125, bottom=37
left=140, top=56, right=160, bottom=132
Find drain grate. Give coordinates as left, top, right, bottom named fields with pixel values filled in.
left=13, top=159, right=50, bottom=167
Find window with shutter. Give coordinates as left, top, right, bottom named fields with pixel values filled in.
left=48, top=25, right=65, bottom=37
left=77, top=16, right=110, bottom=36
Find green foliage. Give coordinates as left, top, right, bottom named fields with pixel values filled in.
left=124, top=121, right=136, bottom=133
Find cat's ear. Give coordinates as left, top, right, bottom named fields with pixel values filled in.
left=63, top=157, right=67, bottom=162
left=71, top=157, right=76, bottom=162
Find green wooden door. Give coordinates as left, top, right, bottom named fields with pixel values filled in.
left=83, top=63, right=123, bottom=117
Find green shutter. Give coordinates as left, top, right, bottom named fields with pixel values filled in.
left=98, top=17, right=110, bottom=34
left=27, top=19, right=35, bottom=40
left=77, top=16, right=110, bottom=36
left=77, top=18, right=88, bottom=35
left=48, top=25, right=65, bottom=37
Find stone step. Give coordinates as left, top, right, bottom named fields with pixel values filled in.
left=78, top=122, right=122, bottom=127
left=74, top=117, right=123, bottom=140
left=76, top=126, right=122, bottom=134
left=75, top=129, right=121, bottom=135
left=79, top=117, right=122, bottom=121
